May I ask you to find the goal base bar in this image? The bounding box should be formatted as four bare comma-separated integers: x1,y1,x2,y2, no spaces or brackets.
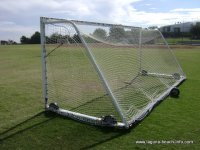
46,106,126,128
140,71,184,79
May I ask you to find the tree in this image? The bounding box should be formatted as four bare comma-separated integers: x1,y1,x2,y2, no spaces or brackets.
148,26,158,30
93,28,107,39
8,40,17,45
20,36,30,44
190,22,200,39
20,31,40,44
109,27,126,42
72,34,81,43
30,31,40,44
48,33,62,44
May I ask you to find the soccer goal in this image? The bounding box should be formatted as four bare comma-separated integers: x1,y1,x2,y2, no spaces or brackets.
40,17,186,128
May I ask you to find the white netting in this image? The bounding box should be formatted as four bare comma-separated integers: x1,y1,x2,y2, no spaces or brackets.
42,18,185,125
45,22,121,121
75,23,184,122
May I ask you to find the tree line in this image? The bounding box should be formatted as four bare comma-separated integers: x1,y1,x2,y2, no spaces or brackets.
20,31,41,44
20,22,200,44
20,27,138,44
190,22,200,39
20,31,82,44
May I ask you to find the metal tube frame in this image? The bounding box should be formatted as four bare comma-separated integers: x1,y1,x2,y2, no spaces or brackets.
40,17,128,128
40,17,48,109
40,17,186,129
138,28,142,72
48,107,125,128
40,17,140,29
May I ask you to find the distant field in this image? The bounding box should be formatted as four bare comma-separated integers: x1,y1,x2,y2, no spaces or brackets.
0,44,200,149
165,37,200,44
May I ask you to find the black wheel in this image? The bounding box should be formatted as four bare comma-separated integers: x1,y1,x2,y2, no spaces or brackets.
170,87,180,97
141,70,148,76
49,102,59,110
102,115,117,125
173,73,180,80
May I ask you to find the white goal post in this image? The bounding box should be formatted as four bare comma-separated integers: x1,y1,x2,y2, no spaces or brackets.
40,17,186,129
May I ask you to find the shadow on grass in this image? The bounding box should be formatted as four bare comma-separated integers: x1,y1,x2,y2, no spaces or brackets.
0,111,56,141
0,111,132,149
80,128,130,150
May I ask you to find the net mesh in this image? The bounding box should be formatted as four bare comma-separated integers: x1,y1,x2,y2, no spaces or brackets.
45,23,121,121
43,19,185,124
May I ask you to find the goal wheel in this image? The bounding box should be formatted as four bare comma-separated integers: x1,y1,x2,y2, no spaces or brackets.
49,102,59,110
173,73,180,80
141,70,148,76
102,115,117,125
170,87,180,97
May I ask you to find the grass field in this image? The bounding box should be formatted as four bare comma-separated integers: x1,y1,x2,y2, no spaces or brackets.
165,37,200,44
0,44,200,149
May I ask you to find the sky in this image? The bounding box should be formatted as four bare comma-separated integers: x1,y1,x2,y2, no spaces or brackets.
0,0,200,42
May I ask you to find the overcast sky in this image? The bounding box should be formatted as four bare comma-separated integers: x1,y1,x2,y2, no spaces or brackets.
0,0,200,42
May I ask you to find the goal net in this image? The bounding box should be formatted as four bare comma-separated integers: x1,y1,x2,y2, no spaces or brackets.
40,17,186,128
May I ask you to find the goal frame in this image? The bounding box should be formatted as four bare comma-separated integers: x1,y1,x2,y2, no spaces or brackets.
40,17,186,129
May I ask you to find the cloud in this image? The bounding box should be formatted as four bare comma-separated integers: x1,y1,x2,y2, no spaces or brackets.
0,0,200,42
0,22,37,33
0,21,15,26
171,8,200,12
150,8,157,10
0,21,38,41
0,0,59,13
144,4,152,6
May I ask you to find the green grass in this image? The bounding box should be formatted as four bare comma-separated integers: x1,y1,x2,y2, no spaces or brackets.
0,44,200,149
165,37,200,44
